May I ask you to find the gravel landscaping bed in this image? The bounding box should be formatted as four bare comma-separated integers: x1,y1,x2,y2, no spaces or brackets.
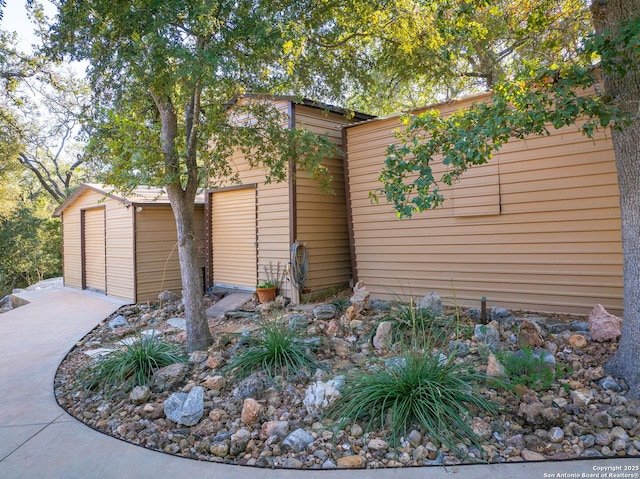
54,285,640,470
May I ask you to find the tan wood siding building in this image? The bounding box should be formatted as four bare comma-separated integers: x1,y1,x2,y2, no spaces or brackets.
344,95,623,315
54,184,205,303
206,97,373,299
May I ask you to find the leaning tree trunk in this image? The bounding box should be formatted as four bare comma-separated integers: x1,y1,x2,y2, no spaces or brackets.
167,186,213,352
592,0,640,397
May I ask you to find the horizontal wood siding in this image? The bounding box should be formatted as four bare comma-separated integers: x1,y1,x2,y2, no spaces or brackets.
213,99,291,295
294,105,353,293
135,206,206,302
346,99,623,314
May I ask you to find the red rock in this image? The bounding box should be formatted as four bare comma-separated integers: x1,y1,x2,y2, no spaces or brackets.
588,304,622,342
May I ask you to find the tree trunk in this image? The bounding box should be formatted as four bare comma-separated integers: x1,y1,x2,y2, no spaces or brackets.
167,185,213,352
152,90,212,353
592,0,640,397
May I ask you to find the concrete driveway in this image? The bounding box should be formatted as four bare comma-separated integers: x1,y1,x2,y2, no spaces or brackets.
0,287,637,479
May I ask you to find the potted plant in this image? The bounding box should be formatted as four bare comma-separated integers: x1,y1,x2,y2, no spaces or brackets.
256,280,277,303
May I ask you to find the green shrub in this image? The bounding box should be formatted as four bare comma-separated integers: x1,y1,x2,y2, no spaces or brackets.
382,299,452,346
226,316,318,380
329,296,351,312
329,347,498,455
496,348,572,391
79,332,186,393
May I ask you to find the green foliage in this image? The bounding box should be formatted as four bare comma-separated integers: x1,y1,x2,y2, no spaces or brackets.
256,280,275,289
496,348,572,392
329,347,498,455
0,198,61,296
79,333,186,393
335,0,592,115
226,316,318,381
382,299,451,346
375,12,638,217
329,296,351,312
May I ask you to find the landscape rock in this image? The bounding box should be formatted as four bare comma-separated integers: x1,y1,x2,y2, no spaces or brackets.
229,428,251,456
241,398,262,425
163,386,204,426
313,304,338,320
486,353,505,377
418,291,444,315
202,375,226,391
588,304,622,342
598,376,623,392
158,290,180,302
568,334,588,349
373,321,393,350
332,338,351,358
337,455,366,468
303,376,344,416
282,428,314,453
518,394,562,426
153,363,188,391
521,449,545,461
233,373,268,401
518,320,544,348
571,388,594,408
350,281,369,311
206,352,225,369
548,427,564,443
260,420,290,440
167,317,187,330
474,323,501,352
129,385,151,405
471,418,492,441
490,307,513,322
369,299,391,311
108,315,128,329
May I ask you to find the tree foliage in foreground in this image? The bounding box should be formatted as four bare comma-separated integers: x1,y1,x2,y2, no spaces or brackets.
50,0,350,351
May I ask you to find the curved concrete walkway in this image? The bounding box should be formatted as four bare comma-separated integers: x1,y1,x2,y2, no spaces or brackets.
0,288,637,479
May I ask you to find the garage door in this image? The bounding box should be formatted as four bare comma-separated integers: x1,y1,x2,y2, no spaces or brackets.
83,207,106,293
212,188,257,289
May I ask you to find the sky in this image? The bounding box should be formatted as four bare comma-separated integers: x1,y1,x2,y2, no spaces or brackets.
1,0,57,53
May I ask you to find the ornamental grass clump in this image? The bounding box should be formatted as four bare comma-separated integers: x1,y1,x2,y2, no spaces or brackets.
382,299,452,346
329,347,498,456
226,315,318,381
79,332,186,393
329,296,351,312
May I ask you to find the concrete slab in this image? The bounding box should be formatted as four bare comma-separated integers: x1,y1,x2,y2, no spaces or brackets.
0,424,45,461
205,292,253,318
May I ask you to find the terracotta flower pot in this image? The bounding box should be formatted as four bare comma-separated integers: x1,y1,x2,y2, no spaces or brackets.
256,286,277,303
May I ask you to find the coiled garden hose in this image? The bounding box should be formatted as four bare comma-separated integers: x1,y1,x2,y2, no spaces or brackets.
290,241,308,291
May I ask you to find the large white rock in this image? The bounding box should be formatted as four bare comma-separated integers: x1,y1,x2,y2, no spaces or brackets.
303,376,344,416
